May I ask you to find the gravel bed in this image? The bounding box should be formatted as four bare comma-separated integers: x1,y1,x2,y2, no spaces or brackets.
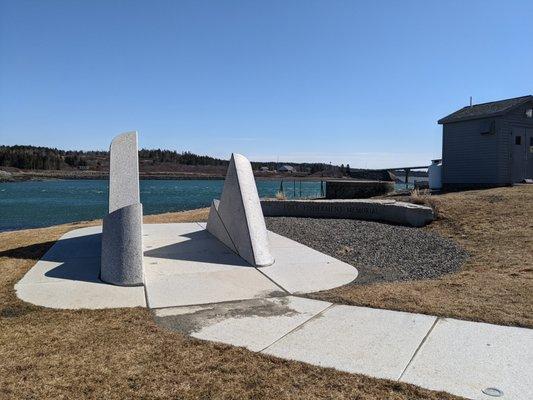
265,217,469,285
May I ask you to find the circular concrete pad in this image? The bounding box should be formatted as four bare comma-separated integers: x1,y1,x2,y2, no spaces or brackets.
15,223,357,309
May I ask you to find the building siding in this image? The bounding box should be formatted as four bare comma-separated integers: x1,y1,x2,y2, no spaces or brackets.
498,101,533,184
442,118,500,187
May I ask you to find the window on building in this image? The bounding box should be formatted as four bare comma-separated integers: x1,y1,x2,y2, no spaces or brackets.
515,136,522,145
480,120,494,134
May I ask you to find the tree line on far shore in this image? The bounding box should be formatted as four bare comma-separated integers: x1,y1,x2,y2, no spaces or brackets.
0,145,348,175
0,146,102,170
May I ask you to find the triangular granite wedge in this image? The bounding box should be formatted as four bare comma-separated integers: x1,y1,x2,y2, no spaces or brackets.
207,153,274,267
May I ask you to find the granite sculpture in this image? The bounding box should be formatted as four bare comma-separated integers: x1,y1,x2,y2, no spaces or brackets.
207,153,275,267
100,132,144,286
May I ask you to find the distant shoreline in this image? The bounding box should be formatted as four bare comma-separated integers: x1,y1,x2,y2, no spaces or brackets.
0,167,427,183
0,170,335,183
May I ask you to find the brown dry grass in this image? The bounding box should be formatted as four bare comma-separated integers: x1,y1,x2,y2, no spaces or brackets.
408,188,439,217
311,185,533,328
0,211,458,399
143,207,210,224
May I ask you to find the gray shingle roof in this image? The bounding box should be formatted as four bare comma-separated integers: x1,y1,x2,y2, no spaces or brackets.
438,95,532,124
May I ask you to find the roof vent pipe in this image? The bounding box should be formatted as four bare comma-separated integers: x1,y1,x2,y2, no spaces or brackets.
470,96,473,108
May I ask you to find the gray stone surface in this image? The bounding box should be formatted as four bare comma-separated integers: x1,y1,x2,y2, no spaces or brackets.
101,203,144,286
261,198,434,227
326,179,394,199
207,153,274,267
100,131,144,286
108,132,141,213
400,318,533,400
206,199,237,253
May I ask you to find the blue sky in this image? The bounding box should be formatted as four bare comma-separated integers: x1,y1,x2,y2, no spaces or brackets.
1,0,532,168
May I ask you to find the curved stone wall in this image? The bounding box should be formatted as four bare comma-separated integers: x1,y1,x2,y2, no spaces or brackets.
261,199,434,227
101,203,144,286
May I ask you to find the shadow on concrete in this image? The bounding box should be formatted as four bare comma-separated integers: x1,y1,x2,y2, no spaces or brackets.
144,230,251,268
44,257,102,283
0,233,104,284
0,233,101,263
0,241,57,262
40,233,102,261
41,233,103,283
7,228,253,285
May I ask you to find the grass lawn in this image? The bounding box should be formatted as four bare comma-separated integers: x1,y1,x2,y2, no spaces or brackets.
1,186,530,398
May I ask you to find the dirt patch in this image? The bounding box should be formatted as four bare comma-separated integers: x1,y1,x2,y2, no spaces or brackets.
155,297,299,335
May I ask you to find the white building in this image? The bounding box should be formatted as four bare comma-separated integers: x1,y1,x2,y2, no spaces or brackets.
278,165,295,173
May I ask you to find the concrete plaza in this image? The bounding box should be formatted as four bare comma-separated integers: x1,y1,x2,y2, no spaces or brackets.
15,222,358,309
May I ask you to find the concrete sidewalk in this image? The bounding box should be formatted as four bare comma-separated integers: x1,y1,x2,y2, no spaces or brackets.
155,296,533,400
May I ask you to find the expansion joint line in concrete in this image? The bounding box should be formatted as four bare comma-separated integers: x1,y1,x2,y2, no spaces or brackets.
141,227,151,308
397,317,440,381
253,267,291,295
141,272,151,308
257,303,335,353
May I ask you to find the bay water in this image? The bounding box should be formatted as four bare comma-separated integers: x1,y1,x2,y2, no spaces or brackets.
0,179,324,231
0,179,415,231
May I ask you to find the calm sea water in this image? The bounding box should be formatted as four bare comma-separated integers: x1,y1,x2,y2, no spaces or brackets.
0,179,325,231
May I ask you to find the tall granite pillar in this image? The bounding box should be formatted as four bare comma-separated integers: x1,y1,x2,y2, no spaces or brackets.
100,132,144,286
207,153,275,267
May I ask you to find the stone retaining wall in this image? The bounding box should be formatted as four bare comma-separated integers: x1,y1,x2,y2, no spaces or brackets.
261,199,434,227
326,180,394,199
